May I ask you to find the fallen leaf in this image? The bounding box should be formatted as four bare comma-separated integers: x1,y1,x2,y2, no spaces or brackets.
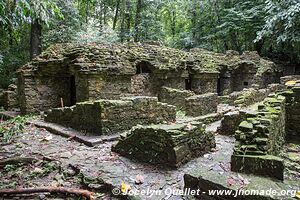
121,181,131,193
295,191,300,199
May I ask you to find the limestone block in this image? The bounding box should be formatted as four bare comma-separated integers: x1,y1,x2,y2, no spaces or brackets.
112,123,215,167
185,93,218,116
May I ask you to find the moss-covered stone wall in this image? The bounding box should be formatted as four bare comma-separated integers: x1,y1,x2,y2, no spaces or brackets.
191,73,218,94
280,86,300,140
18,73,72,114
112,122,215,167
231,93,286,180
45,96,176,135
185,93,218,116
0,84,18,110
158,87,195,110
17,43,279,114
219,84,284,107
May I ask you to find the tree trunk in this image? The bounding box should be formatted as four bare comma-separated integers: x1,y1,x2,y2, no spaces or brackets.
191,0,197,40
171,10,176,38
30,19,42,60
255,39,264,55
113,0,120,30
134,0,142,42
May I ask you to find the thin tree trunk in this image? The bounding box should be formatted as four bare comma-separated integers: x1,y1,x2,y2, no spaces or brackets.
171,10,176,38
191,0,197,40
85,0,89,23
255,39,264,55
126,0,131,41
134,0,142,42
30,19,42,60
113,0,121,30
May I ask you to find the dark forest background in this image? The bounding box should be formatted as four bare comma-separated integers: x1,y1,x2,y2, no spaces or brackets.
1,0,299,88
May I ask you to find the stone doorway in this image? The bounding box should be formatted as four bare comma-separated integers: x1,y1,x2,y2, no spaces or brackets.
185,75,192,90
131,61,153,95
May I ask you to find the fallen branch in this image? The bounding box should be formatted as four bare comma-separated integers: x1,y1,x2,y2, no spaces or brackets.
0,187,94,200
0,157,37,166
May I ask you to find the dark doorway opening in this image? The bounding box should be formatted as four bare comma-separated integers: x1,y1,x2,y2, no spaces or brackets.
185,75,192,90
136,61,151,74
70,76,76,106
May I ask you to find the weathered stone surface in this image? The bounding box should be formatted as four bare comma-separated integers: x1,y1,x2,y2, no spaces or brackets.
112,123,215,167
231,155,284,180
158,87,195,110
280,86,300,140
45,96,176,135
185,93,218,116
219,84,285,107
232,93,286,179
0,84,18,110
218,111,244,135
17,42,278,114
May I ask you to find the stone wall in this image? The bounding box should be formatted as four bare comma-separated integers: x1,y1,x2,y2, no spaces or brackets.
191,73,218,94
231,93,286,180
112,122,215,167
280,75,300,84
87,74,132,100
158,87,195,110
219,84,284,107
185,93,218,116
231,63,257,92
18,74,72,114
131,74,152,96
45,96,176,135
218,110,245,135
280,86,300,140
0,84,18,110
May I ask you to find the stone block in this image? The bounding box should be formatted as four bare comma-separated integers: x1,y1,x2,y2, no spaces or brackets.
112,123,215,167
185,93,218,117
231,155,284,180
158,87,195,110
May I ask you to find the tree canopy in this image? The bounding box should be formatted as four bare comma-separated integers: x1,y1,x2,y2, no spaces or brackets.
0,0,299,88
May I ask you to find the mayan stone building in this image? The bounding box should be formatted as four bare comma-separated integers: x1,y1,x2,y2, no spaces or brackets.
17,42,279,114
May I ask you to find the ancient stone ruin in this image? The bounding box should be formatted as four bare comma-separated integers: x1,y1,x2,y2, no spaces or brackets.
16,42,278,114
1,42,299,199
112,122,215,167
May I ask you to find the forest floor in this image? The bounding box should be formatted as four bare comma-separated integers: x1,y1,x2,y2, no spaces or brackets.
0,116,300,200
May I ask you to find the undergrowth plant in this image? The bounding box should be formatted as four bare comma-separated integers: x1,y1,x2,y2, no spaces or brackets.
0,115,32,143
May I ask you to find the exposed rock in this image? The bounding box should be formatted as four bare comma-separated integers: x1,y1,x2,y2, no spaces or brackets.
185,93,218,116
45,96,176,135
112,123,215,167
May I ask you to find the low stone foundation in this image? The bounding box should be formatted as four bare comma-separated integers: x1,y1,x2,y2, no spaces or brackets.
185,93,218,116
112,122,215,167
231,93,286,179
231,155,284,180
219,84,284,107
45,96,176,135
158,87,195,110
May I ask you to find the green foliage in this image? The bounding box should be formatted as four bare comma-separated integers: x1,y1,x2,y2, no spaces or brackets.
74,21,119,44
0,0,300,89
0,115,32,143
